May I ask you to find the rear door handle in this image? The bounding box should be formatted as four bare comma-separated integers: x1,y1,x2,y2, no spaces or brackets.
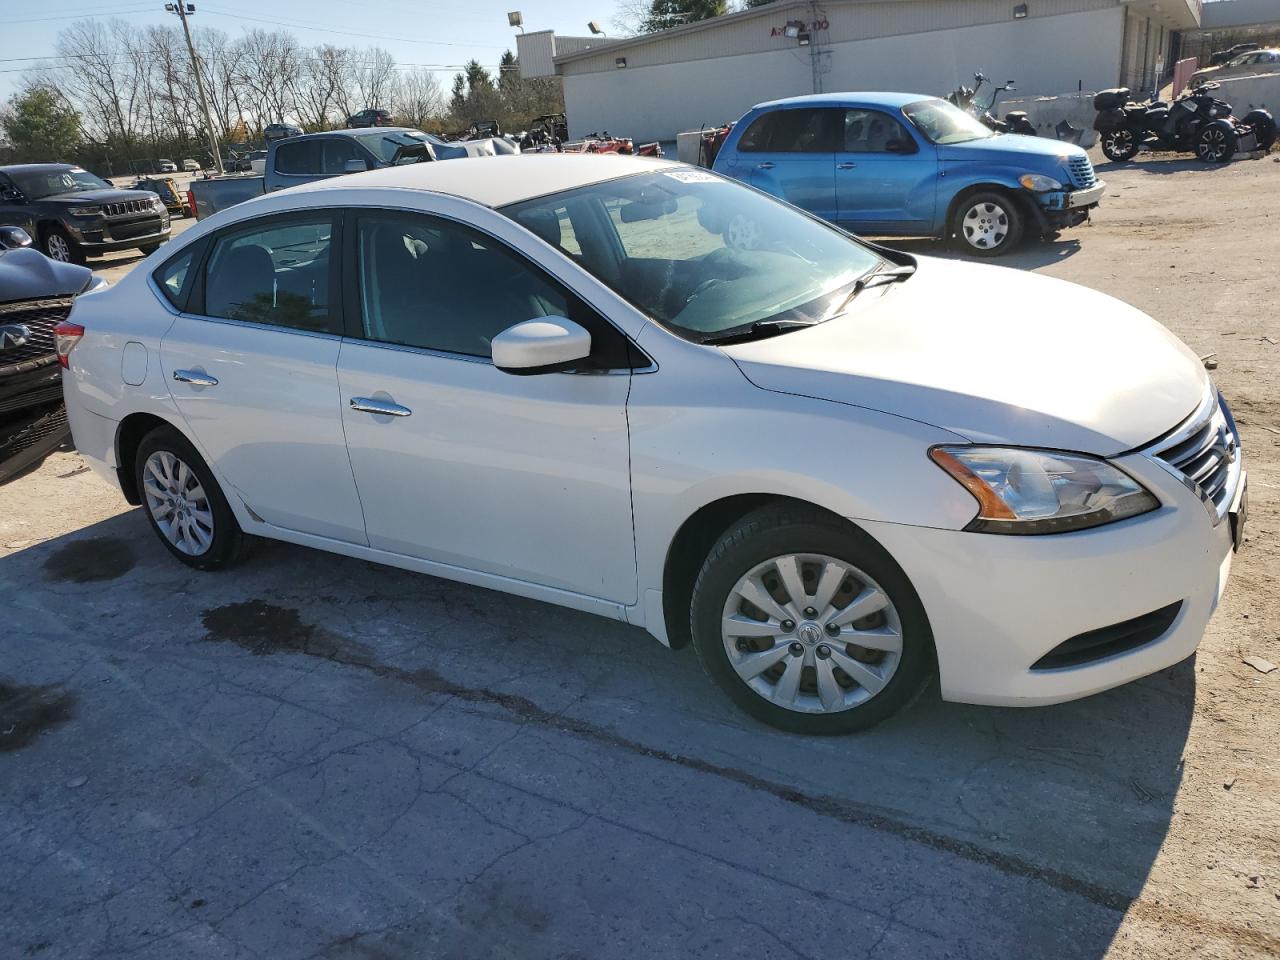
172,369,218,387
836,162,857,170
350,397,412,417
755,162,775,170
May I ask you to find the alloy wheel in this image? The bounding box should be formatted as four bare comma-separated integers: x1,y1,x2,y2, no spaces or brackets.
961,201,1009,250
1198,127,1228,162
142,450,215,556
1104,129,1136,161
720,553,903,715
45,234,71,262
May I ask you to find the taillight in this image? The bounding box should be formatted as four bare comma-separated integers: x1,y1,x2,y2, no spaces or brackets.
53,321,85,369
187,189,195,216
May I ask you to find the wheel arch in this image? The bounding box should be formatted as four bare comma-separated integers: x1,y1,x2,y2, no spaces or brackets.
662,494,876,650
943,182,1042,242
115,411,185,504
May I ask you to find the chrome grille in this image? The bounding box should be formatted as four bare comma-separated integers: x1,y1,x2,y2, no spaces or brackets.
103,198,153,218
1145,391,1241,523
0,297,72,370
1066,155,1097,189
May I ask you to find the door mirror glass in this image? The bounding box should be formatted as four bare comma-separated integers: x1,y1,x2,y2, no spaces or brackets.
344,158,369,173
492,317,591,374
0,226,33,249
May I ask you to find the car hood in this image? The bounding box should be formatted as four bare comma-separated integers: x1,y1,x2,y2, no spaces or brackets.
38,188,156,205
723,256,1207,456
0,247,90,303
939,134,1085,166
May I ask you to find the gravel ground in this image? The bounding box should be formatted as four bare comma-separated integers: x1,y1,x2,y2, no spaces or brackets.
1,150,1277,959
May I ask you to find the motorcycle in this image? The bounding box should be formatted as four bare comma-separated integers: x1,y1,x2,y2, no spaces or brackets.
947,72,1037,136
1093,82,1276,163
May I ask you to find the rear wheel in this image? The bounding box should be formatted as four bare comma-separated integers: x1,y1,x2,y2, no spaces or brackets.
1243,111,1276,152
1196,123,1236,163
689,505,933,734
952,191,1023,257
134,426,250,570
1101,128,1140,162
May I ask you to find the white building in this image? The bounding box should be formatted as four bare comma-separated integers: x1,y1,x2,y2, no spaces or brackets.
517,0,1204,144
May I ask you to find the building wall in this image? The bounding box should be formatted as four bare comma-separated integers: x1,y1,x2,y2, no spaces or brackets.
563,6,1126,143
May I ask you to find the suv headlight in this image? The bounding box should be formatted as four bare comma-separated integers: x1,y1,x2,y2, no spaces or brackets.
150,196,167,211
1018,173,1064,192
67,205,102,217
930,446,1158,534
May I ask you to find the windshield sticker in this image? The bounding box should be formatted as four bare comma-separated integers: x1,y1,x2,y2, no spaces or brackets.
663,169,719,184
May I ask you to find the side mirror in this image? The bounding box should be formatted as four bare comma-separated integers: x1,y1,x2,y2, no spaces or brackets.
492,317,592,375
344,158,369,173
0,226,33,249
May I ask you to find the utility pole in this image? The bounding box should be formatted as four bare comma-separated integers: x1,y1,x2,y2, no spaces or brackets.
165,2,224,174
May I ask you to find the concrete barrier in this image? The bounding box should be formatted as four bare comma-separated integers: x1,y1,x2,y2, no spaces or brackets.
998,92,1099,148
1211,70,1280,112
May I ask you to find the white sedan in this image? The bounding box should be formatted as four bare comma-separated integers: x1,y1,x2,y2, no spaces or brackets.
55,155,1246,733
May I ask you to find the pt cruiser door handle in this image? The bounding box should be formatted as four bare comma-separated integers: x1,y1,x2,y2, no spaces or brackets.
172,369,218,386
349,397,412,417
836,162,857,170
755,162,775,170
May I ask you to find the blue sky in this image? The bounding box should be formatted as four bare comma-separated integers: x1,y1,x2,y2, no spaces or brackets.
0,0,615,101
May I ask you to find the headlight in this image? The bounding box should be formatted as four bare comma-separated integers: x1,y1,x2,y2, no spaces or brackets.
150,196,167,211
930,446,1158,535
67,205,102,217
1018,173,1064,192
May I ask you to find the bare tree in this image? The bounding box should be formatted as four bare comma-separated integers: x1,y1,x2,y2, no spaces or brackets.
393,68,445,130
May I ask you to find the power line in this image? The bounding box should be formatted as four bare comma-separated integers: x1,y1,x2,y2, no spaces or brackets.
198,4,496,49
6,6,159,26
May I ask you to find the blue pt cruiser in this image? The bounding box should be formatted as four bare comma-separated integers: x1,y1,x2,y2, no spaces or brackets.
712,92,1105,257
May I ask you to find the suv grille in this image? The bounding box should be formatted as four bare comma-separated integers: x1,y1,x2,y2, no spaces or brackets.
1145,392,1241,522
1066,155,1097,189
103,198,153,218
0,297,72,371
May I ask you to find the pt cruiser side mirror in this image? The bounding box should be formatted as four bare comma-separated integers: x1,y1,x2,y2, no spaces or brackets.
492,317,592,375
0,226,33,249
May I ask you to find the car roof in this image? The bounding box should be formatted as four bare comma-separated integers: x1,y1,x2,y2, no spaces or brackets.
282,127,419,143
749,92,932,111
288,153,676,208
0,163,77,174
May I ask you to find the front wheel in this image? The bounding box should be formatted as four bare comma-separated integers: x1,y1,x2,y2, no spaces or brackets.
1243,110,1276,152
689,505,933,734
42,226,85,265
1101,128,1141,162
1196,123,1237,163
952,191,1024,257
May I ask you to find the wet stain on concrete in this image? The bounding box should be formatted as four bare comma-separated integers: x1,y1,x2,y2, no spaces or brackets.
201,600,376,665
0,680,75,752
42,536,136,583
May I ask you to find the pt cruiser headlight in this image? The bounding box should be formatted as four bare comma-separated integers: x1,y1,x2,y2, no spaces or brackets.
930,446,1158,534
1018,173,1063,192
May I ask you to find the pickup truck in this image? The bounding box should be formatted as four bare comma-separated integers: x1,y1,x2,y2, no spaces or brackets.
189,127,519,219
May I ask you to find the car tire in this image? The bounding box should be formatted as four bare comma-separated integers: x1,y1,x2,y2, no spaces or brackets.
1196,122,1237,163
1242,110,1276,152
1101,128,1141,162
42,226,85,265
952,191,1024,257
689,504,934,735
134,425,252,570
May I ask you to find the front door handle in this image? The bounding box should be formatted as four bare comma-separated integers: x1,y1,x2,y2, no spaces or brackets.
755,161,775,170
836,162,857,170
173,369,218,387
350,397,412,417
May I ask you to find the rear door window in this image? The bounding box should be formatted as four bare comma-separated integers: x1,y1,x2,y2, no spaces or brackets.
274,140,322,175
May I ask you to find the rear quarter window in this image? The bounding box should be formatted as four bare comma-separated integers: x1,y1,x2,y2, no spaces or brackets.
152,245,199,310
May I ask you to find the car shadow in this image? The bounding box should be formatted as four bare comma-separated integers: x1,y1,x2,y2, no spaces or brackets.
0,506,1195,957
1093,154,1256,176
881,235,1084,269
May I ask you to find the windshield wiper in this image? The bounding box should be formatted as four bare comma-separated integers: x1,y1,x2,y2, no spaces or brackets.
828,263,916,316
700,318,821,346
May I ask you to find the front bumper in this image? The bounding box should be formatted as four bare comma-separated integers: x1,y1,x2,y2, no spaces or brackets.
67,216,171,253
857,447,1239,707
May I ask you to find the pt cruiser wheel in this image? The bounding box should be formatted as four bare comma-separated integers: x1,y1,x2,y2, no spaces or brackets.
690,505,933,734
135,425,250,570
953,191,1023,257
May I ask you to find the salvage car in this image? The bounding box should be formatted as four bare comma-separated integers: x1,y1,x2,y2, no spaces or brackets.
0,163,171,264
59,156,1244,733
713,92,1104,256
0,226,103,482
1192,48,1280,88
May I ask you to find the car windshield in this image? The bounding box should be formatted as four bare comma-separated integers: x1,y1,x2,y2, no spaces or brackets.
902,98,995,144
10,167,112,199
500,170,885,341
356,130,436,163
